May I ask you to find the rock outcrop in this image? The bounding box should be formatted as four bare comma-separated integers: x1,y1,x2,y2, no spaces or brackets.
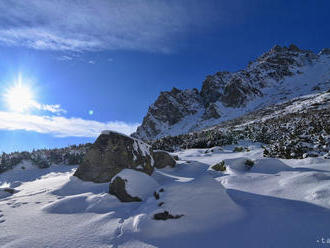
109,169,160,202
151,90,330,159
153,151,176,169
109,177,142,202
74,131,154,183
133,44,330,140
134,88,203,139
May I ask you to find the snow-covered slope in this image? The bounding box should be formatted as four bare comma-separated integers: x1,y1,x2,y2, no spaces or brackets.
1,144,330,247
133,45,330,140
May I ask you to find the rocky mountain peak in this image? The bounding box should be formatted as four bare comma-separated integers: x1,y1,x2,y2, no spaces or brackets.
133,45,330,141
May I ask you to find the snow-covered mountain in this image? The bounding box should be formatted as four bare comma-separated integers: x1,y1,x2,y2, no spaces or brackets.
151,90,330,159
133,45,330,140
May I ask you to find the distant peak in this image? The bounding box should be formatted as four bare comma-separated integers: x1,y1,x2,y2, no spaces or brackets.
320,48,330,55
288,44,300,51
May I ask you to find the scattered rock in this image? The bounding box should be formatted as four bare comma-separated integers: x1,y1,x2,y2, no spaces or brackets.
233,146,244,152
245,159,255,169
211,161,226,171
153,191,160,200
153,151,176,169
3,188,17,194
153,211,184,220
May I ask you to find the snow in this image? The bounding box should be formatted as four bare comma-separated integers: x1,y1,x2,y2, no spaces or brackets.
137,50,330,140
111,169,159,200
1,145,330,247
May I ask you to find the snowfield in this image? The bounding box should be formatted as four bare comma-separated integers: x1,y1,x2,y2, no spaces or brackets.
1,143,330,248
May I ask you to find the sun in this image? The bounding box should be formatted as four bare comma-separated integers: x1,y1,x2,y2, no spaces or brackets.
5,82,35,112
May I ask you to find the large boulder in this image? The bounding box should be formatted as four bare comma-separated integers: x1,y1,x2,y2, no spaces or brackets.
74,131,154,183
153,151,176,169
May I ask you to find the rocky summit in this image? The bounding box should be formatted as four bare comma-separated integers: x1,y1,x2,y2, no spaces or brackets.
74,131,154,183
133,45,330,140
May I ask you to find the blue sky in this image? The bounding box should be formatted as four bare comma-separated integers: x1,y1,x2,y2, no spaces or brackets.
0,0,329,152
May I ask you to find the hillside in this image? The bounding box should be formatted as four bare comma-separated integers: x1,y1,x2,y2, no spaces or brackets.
152,90,330,159
133,45,330,140
1,143,330,247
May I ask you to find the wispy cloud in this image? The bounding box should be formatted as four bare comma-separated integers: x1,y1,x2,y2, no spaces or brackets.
0,0,219,53
0,111,139,137
57,55,73,61
31,102,67,114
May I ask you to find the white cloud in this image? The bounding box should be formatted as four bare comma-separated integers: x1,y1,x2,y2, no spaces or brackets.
0,111,139,137
0,0,219,52
31,102,67,114
57,55,73,61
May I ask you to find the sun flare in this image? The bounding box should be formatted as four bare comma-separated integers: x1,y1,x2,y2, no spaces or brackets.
5,82,35,112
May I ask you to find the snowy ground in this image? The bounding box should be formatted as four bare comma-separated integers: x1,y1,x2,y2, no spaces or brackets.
1,143,330,248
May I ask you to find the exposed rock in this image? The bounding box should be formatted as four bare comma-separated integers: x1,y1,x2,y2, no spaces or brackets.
153,211,184,220
200,72,231,104
74,131,154,183
132,88,203,140
172,155,179,161
109,169,160,202
153,151,176,169
109,177,142,202
133,45,330,141
3,188,17,194
151,90,330,158
202,103,221,120
153,191,160,200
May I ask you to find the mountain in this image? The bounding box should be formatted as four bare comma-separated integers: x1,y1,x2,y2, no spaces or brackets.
151,90,330,159
132,45,330,140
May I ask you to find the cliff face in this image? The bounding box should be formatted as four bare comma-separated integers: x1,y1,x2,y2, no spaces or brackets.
133,45,330,140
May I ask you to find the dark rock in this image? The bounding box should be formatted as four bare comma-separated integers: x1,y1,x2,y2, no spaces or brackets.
3,188,16,194
153,151,176,169
153,211,184,220
200,72,231,104
109,177,142,202
74,131,154,183
172,155,179,161
159,188,164,192
158,202,164,207
202,102,221,120
132,88,203,140
153,191,160,200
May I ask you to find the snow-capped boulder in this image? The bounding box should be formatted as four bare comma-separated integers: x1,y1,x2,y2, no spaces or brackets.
109,169,159,202
74,131,154,183
153,151,176,169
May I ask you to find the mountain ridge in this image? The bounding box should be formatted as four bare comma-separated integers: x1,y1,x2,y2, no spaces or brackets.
132,45,330,140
